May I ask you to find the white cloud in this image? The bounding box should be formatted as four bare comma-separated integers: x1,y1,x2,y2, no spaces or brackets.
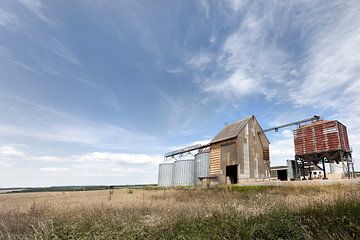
270,137,294,166
186,51,212,70
0,147,161,186
201,2,291,101
0,146,26,158
205,69,260,98
35,155,66,162
281,130,293,138
0,145,163,166
169,139,211,153
0,7,22,31
39,167,71,173
110,167,146,173
77,152,163,165
199,0,210,18
190,139,211,146
229,0,243,12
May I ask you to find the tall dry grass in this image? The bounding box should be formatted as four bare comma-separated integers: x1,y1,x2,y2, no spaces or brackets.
0,182,359,239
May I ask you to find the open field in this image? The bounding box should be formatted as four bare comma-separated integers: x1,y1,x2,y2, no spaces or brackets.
0,181,360,239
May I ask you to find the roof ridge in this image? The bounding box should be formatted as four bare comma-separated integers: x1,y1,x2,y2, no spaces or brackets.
210,116,254,144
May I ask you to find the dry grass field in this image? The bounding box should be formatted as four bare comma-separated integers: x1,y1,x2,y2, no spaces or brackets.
0,181,360,239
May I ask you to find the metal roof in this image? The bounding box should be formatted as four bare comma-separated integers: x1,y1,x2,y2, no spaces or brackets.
210,116,253,144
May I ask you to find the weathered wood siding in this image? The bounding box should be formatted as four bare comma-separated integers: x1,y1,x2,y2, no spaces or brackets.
209,144,221,176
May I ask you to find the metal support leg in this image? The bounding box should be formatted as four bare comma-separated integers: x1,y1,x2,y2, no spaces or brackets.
351,161,356,179
346,155,350,179
322,158,327,180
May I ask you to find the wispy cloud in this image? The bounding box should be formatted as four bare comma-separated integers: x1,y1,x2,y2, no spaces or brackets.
17,0,54,25
229,0,244,12
0,7,23,31
155,89,199,136
186,51,212,70
0,46,35,71
198,2,292,101
0,91,157,151
290,2,360,112
45,37,83,66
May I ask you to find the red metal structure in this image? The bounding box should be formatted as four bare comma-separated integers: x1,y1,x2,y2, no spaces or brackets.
264,116,355,179
294,120,350,156
294,120,354,179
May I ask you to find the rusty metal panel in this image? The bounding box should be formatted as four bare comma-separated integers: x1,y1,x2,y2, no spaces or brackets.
337,122,350,152
294,120,350,156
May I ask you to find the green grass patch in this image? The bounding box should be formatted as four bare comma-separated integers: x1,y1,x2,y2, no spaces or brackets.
155,199,360,240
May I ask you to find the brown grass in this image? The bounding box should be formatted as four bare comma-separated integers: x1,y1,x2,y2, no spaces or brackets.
0,181,359,239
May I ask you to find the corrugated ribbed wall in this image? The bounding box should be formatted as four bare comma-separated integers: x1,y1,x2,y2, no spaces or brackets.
158,163,174,187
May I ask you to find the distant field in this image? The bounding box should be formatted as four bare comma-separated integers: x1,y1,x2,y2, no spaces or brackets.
0,181,359,239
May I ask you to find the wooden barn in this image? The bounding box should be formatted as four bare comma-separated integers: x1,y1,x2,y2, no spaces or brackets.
209,116,270,184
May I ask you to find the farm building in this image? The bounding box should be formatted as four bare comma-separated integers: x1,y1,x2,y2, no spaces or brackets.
158,115,355,187
208,116,270,184
158,116,270,186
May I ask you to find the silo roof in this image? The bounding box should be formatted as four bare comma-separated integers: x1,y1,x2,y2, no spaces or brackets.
210,116,253,144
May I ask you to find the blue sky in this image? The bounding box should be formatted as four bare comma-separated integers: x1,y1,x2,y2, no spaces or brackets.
0,0,359,187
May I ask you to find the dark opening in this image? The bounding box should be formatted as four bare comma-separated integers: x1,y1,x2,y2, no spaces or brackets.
226,165,238,184
277,169,287,181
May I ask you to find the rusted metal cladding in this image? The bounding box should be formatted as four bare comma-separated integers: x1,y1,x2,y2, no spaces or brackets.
195,152,210,182
337,122,350,151
173,159,195,186
158,163,174,187
294,120,350,156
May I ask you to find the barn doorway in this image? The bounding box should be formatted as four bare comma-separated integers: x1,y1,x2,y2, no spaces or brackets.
226,165,238,184
277,169,288,181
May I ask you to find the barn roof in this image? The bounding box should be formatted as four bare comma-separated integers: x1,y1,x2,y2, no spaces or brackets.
210,116,253,144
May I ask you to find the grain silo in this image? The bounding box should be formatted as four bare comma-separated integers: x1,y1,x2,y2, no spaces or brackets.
158,163,174,187
195,152,210,183
173,153,195,186
209,116,270,184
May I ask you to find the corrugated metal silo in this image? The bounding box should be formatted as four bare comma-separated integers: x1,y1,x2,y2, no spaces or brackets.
173,154,195,186
287,160,298,180
158,163,174,187
195,152,210,182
